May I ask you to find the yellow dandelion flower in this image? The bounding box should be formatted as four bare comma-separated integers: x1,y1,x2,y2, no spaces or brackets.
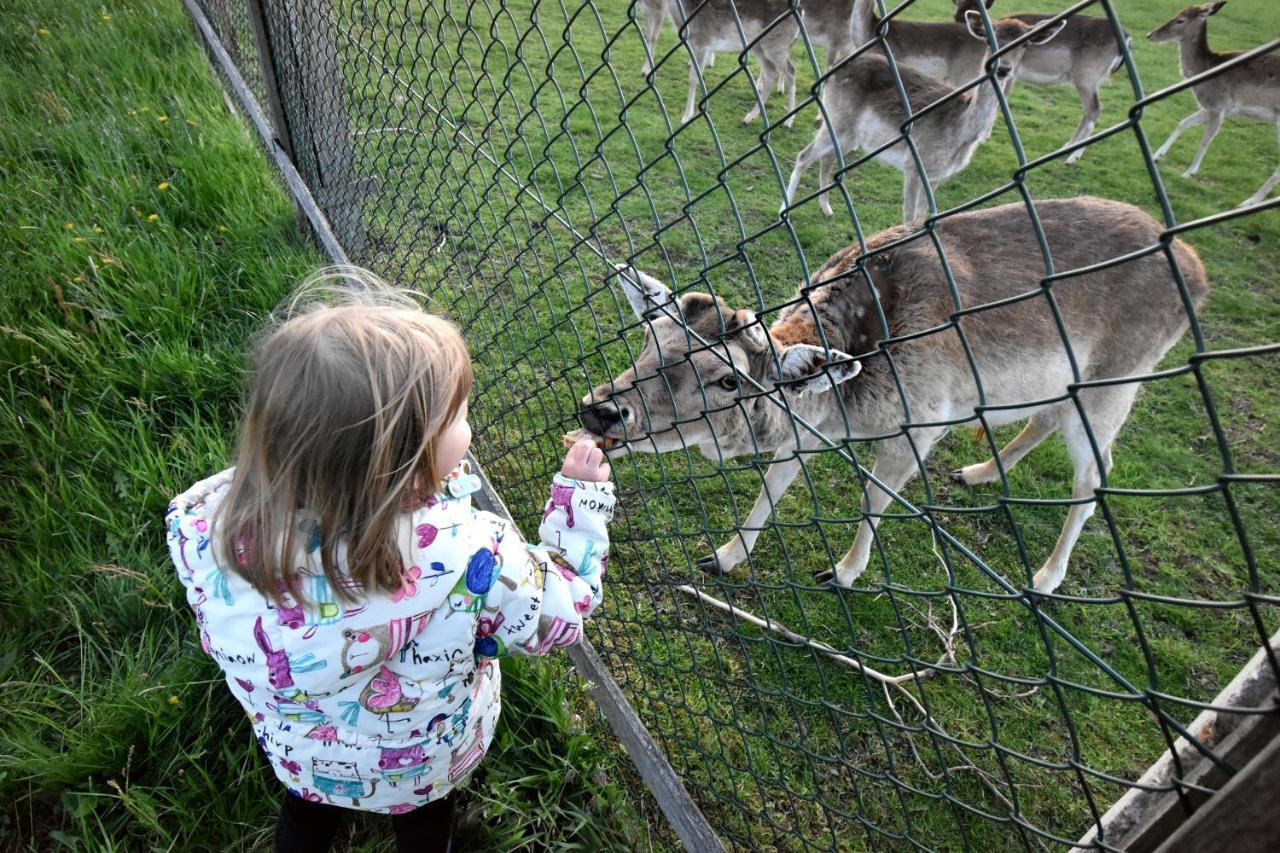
140,106,149,113
72,236,84,242
37,27,50,36
217,225,228,233
101,14,112,21
127,109,137,116
167,695,180,706
64,222,74,230
185,118,198,126
93,226,103,233
147,214,159,222
74,274,85,283
157,115,168,123
157,181,170,190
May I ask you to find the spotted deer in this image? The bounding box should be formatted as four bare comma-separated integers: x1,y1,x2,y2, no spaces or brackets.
953,0,1131,164
577,197,1209,593
783,12,1066,223
1148,1,1280,207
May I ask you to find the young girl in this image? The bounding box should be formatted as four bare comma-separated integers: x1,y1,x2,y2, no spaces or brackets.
165,269,614,851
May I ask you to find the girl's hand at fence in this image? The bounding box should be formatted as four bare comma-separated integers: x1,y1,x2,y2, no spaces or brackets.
561,438,611,482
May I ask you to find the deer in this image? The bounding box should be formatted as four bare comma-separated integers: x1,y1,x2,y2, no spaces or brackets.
674,0,802,127
782,12,1066,223
575,197,1209,594
952,0,1131,164
1148,1,1280,208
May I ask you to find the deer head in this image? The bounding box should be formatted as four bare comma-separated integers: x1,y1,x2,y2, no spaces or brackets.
1147,2,1226,43
577,265,860,462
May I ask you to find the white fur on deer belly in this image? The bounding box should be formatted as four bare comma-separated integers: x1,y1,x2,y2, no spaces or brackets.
857,114,909,171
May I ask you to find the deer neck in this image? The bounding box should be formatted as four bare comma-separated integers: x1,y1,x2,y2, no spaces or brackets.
1179,21,1217,77
852,0,876,46
964,70,1005,143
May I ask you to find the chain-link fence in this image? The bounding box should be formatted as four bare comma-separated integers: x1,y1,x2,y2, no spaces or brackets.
188,0,1280,848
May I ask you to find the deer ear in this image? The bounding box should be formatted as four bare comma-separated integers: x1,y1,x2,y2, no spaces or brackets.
612,264,673,322
776,344,861,393
727,309,769,352
1206,1,1226,15
1028,19,1067,45
964,9,988,40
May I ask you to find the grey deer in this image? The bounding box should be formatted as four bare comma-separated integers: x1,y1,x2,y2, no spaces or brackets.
952,0,1131,164
640,0,858,95
675,0,801,126
783,12,1066,223
577,197,1208,593
1148,1,1280,207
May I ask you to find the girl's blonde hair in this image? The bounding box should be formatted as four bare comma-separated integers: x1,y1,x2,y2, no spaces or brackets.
215,266,473,603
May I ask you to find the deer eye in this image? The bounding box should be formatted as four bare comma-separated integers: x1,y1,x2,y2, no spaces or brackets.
717,375,740,392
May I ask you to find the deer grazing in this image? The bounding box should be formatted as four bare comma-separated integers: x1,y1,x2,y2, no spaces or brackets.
576,197,1208,594
953,0,1130,164
782,12,1065,223
1148,1,1280,207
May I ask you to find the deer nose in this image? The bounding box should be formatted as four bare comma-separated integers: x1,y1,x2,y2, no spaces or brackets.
578,401,624,435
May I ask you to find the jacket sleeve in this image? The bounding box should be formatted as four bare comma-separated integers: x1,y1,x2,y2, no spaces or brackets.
472,474,614,658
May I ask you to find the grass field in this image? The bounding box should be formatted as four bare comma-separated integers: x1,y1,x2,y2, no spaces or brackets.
0,1,664,849
274,0,1280,849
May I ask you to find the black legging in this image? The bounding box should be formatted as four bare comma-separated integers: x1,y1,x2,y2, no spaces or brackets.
274,790,455,853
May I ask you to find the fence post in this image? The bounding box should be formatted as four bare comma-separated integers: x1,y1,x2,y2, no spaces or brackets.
245,0,371,255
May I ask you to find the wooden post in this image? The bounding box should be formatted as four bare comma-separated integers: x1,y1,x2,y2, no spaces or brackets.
245,0,371,255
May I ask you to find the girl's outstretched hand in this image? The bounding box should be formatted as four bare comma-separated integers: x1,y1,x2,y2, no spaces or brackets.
561,438,611,482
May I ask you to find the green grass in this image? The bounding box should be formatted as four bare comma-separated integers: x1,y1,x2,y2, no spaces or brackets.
273,0,1279,849
0,1,663,849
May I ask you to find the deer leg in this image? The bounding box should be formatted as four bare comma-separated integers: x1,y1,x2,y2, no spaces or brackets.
818,153,836,216
1153,109,1206,161
1183,110,1225,178
828,430,943,587
682,48,711,124
1031,386,1134,593
1064,81,1102,165
640,8,664,76
743,56,779,125
950,411,1058,486
783,57,797,128
1243,123,1280,206
782,130,835,215
903,169,927,223
697,437,818,575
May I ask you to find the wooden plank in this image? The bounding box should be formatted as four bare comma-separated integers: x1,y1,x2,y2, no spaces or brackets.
1156,730,1280,853
182,0,350,265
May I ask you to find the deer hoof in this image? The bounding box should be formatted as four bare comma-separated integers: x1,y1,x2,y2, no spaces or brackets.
1066,150,1084,165
696,553,725,575
813,568,835,585
949,469,967,484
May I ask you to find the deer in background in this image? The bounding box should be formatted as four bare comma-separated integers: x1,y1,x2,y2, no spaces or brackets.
1148,1,1280,207
783,12,1065,222
577,197,1208,594
953,0,1130,164
675,0,801,126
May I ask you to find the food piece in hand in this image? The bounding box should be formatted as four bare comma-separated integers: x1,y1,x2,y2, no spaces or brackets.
562,428,620,451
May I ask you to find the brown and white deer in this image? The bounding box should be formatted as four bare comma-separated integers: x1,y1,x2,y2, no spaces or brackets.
576,197,1209,593
953,0,1131,164
782,12,1065,223
1148,1,1280,207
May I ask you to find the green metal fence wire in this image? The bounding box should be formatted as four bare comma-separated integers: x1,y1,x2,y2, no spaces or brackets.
192,0,1280,848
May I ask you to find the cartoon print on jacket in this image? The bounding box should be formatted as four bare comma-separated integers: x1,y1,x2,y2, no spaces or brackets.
377,743,431,785
313,758,378,806
340,611,434,677
542,481,576,528
254,616,294,691
167,467,613,814
359,664,423,732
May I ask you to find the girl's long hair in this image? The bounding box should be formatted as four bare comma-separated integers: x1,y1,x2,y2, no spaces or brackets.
214,266,472,603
